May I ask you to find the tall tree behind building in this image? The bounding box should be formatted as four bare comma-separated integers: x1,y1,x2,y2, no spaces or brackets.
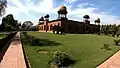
22,21,33,31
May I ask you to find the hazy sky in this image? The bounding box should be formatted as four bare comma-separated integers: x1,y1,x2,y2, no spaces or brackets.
4,0,120,25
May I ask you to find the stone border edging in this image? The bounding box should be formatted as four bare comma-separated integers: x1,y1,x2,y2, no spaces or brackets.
0,32,17,62
22,44,31,68
96,49,120,67
20,32,31,68
0,32,17,51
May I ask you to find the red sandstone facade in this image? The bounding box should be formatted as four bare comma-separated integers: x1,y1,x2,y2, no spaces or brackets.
38,5,100,34
38,19,99,34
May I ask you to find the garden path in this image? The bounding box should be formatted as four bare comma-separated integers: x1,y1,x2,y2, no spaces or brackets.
97,50,120,68
0,32,26,68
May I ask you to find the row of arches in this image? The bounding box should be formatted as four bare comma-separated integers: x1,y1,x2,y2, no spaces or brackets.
39,23,61,32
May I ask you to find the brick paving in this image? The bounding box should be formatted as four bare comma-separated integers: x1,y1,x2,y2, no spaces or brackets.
0,32,26,68
97,50,120,68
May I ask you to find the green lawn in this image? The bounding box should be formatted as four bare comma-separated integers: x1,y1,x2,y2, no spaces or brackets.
21,32,120,68
0,33,6,39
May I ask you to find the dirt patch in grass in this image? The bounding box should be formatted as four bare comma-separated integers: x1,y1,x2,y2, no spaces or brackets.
37,50,52,54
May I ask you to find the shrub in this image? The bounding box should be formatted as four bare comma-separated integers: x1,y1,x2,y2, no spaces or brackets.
114,39,120,45
101,44,111,50
98,32,100,35
49,50,76,68
116,34,120,37
22,32,27,36
116,31,120,37
22,32,27,35
0,32,17,51
112,33,115,37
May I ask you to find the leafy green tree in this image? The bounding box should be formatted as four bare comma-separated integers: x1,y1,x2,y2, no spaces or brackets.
16,22,21,29
1,14,18,31
110,24,118,37
22,21,33,31
100,24,120,37
30,25,39,31
100,25,109,35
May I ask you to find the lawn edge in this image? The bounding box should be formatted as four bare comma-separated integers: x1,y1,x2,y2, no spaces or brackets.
20,32,32,68
96,49,120,67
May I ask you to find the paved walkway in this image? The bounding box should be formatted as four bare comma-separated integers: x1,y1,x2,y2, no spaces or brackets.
97,50,120,68
0,32,26,68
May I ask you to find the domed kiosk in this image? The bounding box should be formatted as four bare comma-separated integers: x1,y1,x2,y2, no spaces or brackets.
57,5,68,19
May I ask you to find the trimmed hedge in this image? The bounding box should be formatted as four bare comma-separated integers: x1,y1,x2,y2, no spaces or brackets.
0,32,17,51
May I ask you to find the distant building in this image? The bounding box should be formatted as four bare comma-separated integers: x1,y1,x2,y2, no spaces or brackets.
38,5,100,34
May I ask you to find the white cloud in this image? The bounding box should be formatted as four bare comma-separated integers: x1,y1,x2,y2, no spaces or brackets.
77,3,94,8
26,0,54,13
66,3,120,25
4,0,55,25
3,0,120,25
65,0,77,3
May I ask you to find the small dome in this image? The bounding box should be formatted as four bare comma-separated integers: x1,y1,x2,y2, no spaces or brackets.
44,14,50,18
96,18,100,21
94,18,100,23
58,5,67,12
83,15,90,19
39,16,44,21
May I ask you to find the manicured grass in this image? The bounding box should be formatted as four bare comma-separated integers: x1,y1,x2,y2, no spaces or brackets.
0,33,6,39
21,32,120,68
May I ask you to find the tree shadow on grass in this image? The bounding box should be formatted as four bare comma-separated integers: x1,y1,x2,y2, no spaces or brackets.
22,34,62,46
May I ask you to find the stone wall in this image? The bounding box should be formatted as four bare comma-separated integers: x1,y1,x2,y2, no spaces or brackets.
38,19,99,34
62,20,85,33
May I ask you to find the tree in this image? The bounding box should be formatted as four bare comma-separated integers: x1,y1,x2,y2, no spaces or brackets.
1,17,6,30
111,24,118,37
30,25,39,31
100,24,120,37
0,0,7,17
100,25,109,35
1,14,18,31
116,25,120,37
22,21,33,31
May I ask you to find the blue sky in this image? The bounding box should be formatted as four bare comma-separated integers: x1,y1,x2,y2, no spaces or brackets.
4,0,120,25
